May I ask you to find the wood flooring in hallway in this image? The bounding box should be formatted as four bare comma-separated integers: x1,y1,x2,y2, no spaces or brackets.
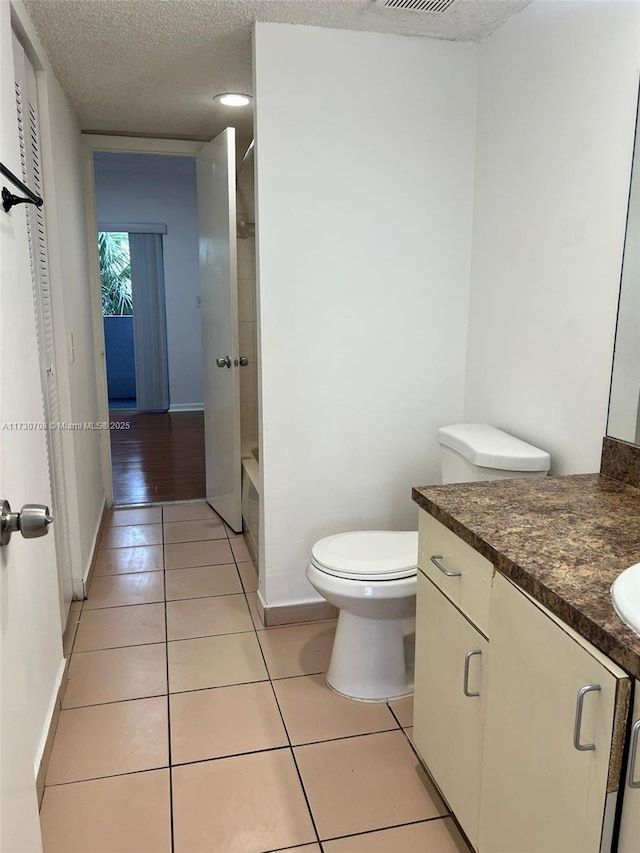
109,411,205,505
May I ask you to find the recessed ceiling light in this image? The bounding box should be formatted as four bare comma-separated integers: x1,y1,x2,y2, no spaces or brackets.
215,93,252,107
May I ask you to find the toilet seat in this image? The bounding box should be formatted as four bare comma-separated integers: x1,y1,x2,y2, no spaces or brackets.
310,531,418,581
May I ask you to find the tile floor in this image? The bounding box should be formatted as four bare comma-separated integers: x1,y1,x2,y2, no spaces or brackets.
42,501,471,853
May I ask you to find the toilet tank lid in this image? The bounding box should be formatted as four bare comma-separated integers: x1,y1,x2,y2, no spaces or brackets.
437,424,551,472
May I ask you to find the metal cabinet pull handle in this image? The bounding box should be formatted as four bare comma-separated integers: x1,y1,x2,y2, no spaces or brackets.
628,719,640,788
430,554,462,578
573,684,601,751
463,649,482,697
216,355,232,369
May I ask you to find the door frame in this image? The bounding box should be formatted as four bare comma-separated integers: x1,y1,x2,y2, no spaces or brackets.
82,136,201,505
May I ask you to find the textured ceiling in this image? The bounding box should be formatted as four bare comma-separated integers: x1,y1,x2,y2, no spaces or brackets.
24,0,531,141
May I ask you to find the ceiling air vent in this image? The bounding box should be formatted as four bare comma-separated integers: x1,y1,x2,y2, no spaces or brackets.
375,0,459,12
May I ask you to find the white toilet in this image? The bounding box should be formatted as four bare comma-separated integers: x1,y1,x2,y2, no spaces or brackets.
306,424,551,702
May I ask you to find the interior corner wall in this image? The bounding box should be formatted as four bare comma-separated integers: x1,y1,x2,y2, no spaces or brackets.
463,0,640,474
93,155,203,410
254,22,478,608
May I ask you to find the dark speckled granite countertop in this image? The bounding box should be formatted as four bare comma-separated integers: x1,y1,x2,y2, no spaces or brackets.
412,474,640,681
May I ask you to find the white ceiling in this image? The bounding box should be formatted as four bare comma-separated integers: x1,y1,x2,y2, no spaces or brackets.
23,0,531,141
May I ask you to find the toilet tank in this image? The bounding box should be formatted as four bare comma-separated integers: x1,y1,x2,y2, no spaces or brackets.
437,424,551,485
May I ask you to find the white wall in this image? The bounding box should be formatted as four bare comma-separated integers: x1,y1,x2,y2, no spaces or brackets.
93,153,203,410
464,0,640,474
254,23,478,607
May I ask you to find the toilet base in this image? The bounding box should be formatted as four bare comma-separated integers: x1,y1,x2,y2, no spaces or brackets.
326,610,415,702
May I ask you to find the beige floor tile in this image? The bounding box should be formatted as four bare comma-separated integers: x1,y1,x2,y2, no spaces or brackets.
94,545,164,576
84,572,165,609
165,564,242,600
258,622,336,679
405,726,414,741
46,697,168,785
40,769,172,853
62,644,167,708
273,674,398,745
294,730,446,839
165,538,234,569
245,591,266,630
163,517,227,543
170,682,288,764
167,594,253,641
168,632,268,692
237,560,259,592
100,524,163,550
389,695,414,728
322,818,470,853
230,535,251,563
74,603,166,651
172,750,316,853
162,501,217,523
105,507,162,527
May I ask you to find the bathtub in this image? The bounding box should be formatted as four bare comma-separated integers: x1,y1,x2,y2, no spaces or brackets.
241,444,259,563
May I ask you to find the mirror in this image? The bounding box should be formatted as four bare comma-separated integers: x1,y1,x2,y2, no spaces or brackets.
608,93,640,444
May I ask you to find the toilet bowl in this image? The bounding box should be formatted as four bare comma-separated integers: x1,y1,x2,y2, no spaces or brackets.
307,424,551,703
305,530,418,702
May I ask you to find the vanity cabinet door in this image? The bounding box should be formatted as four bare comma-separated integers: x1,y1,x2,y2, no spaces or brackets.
414,570,488,849
618,682,640,853
479,574,629,853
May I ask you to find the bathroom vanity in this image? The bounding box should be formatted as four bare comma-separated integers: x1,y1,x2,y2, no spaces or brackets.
412,467,640,853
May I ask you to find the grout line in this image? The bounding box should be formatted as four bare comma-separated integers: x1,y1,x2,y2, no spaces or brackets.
161,509,177,853
44,763,172,789
250,606,323,847
315,815,456,847
386,702,411,731
58,693,170,712
68,640,167,658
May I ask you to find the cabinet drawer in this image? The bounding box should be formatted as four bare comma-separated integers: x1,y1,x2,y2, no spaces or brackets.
418,510,492,636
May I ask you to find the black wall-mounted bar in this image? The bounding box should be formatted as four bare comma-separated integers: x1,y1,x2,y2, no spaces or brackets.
1,161,43,212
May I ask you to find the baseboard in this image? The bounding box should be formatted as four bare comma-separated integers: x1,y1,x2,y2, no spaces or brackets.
35,656,68,806
261,596,338,627
243,530,258,571
168,403,204,413
82,497,108,596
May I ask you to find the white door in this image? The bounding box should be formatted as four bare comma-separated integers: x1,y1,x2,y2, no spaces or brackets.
197,128,242,532
1,13,53,851
13,33,74,627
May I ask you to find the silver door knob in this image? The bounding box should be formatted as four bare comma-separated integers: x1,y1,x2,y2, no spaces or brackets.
238,356,249,367
216,356,232,369
0,499,54,546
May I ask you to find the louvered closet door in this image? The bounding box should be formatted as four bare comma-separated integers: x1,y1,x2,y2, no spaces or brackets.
13,35,74,624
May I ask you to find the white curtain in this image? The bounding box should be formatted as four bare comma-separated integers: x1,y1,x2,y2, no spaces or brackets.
129,232,170,412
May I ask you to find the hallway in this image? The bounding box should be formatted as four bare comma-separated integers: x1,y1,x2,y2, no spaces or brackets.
40,501,469,853
109,412,205,505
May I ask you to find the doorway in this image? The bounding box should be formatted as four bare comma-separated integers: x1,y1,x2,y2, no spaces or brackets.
86,141,258,517
93,151,204,505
